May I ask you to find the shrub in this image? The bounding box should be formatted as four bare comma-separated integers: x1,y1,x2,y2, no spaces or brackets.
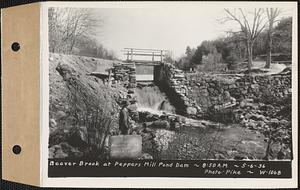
55,63,117,158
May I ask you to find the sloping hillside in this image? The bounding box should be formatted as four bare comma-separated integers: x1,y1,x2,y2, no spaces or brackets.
49,53,126,158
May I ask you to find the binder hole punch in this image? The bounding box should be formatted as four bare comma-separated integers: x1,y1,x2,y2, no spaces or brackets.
11,42,20,52
12,145,22,155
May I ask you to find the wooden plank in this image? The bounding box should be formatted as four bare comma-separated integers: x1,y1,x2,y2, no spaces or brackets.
123,53,164,57
123,48,168,52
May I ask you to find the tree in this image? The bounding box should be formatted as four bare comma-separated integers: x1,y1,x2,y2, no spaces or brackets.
265,8,281,68
226,33,247,61
185,46,196,61
223,8,267,71
272,17,292,54
75,38,116,60
185,46,193,58
49,8,101,54
213,38,233,62
163,51,174,63
200,41,213,56
191,45,203,65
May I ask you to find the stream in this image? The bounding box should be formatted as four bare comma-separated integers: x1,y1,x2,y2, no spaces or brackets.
135,84,175,114
135,84,267,160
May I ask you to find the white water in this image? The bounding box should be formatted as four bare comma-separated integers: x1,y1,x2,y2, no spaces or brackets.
135,85,175,114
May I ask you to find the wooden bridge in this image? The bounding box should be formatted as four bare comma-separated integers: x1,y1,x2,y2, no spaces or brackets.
122,48,169,82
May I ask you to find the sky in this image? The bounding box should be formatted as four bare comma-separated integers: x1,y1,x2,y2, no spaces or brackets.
84,3,294,60
92,7,227,59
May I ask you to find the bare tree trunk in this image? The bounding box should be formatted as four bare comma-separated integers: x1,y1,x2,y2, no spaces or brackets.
246,40,253,71
265,30,272,68
265,8,281,68
223,8,266,73
69,37,76,53
237,43,242,60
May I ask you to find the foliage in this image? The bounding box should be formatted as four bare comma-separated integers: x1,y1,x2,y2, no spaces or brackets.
175,16,292,72
74,37,116,60
272,17,292,54
185,46,194,58
174,56,193,70
190,45,203,65
67,80,115,157
222,8,267,70
56,63,117,158
49,8,99,53
226,54,240,70
49,7,116,60
163,51,175,63
265,8,282,68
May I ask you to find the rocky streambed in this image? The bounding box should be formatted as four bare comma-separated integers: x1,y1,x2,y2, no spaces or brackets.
130,83,287,161
133,110,268,160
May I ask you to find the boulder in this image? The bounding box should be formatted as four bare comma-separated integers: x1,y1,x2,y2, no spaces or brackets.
187,107,197,115
49,143,83,159
247,121,257,129
67,126,88,148
128,89,135,94
234,154,247,160
151,120,170,129
56,110,67,119
270,118,279,124
251,84,259,89
249,114,266,121
167,115,177,121
214,153,226,160
279,119,289,127
138,153,154,160
49,118,57,133
49,145,62,158
52,148,68,159
59,142,83,158
170,121,180,130
49,127,69,147
277,150,286,159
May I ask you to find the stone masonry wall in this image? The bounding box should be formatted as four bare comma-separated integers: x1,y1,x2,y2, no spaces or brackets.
112,62,291,120
112,63,136,89
186,72,292,113
154,63,201,116
111,63,140,120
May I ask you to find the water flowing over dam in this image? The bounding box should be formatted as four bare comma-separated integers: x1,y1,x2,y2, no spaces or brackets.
135,84,175,114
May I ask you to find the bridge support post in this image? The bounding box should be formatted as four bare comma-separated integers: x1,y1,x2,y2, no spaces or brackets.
127,51,129,61
152,52,154,61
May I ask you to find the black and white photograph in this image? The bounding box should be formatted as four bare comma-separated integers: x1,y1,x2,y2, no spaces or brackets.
45,2,297,181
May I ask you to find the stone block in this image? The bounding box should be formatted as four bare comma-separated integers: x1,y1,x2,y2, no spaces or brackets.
152,120,170,129
174,73,185,78
251,84,259,89
109,135,142,159
229,84,237,89
187,106,197,115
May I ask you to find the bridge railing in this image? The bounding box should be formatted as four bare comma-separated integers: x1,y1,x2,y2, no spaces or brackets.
122,48,169,63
